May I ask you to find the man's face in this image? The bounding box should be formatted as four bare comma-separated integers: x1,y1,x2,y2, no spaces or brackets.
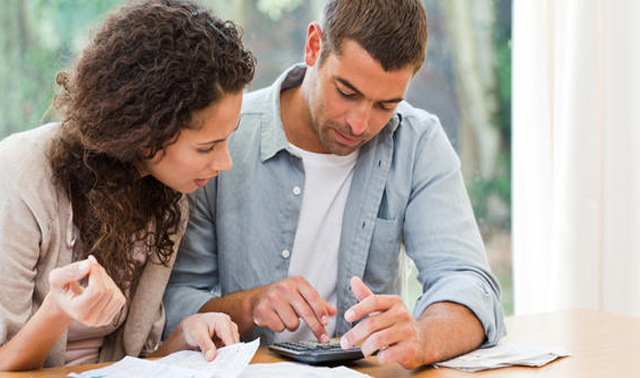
305,39,414,155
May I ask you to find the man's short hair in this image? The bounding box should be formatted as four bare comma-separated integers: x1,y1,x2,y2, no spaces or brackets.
319,0,428,73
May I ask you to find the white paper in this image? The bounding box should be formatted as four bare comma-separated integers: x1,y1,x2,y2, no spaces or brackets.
68,338,260,378
239,362,372,378
435,343,570,372
159,338,260,378
67,356,212,378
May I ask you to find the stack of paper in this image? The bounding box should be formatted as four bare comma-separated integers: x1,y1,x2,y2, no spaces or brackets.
68,338,260,378
67,339,372,378
435,343,570,372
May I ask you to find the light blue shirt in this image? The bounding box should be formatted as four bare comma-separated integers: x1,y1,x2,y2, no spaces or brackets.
163,64,506,346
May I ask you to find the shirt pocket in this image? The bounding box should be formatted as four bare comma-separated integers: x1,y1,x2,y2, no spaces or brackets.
364,217,403,294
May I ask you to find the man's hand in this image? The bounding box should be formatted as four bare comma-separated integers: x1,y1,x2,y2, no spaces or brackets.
339,276,428,368
339,277,485,369
250,276,337,343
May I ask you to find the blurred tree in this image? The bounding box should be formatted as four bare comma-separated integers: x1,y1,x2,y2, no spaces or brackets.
0,0,512,312
0,0,127,136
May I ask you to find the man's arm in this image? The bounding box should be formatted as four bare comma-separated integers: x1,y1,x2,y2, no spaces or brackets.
197,276,337,342
163,183,336,341
401,113,505,348
341,111,504,368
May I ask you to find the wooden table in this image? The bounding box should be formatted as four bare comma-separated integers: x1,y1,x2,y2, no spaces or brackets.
2,309,639,377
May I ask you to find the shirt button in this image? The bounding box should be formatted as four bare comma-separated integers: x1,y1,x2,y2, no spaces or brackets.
292,186,302,196
281,249,291,259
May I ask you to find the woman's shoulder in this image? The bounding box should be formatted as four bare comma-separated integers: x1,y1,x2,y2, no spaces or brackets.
0,123,61,174
0,123,64,206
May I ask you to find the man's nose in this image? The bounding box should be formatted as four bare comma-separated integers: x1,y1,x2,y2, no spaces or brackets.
347,103,371,136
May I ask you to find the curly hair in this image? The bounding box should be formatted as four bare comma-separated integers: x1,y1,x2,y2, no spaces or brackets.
50,0,255,295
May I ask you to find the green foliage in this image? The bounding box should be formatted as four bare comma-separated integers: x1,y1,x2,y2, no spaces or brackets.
493,0,512,146
257,0,303,21
469,0,512,230
468,155,512,229
0,0,127,138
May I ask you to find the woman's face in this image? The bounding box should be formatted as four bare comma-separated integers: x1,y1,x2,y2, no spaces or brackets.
140,91,242,193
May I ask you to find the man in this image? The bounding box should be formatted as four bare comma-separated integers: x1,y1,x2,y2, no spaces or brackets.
164,0,505,369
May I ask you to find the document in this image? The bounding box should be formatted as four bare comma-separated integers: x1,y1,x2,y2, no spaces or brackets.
435,343,570,372
67,338,260,378
68,356,212,378
159,338,260,377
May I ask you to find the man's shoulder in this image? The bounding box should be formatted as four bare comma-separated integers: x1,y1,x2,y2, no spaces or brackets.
392,102,444,145
241,86,272,115
396,102,441,131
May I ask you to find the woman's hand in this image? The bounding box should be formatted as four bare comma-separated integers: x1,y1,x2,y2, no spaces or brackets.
153,313,240,361
47,255,126,327
0,256,126,371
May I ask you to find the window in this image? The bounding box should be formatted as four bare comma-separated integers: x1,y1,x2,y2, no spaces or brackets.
0,0,512,314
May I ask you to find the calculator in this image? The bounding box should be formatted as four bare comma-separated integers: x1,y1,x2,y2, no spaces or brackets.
268,339,364,364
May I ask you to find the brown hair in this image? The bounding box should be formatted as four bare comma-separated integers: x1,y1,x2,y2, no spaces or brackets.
319,0,428,72
50,0,255,294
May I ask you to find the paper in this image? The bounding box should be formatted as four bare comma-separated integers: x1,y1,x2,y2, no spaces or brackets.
68,338,260,378
67,356,212,378
159,338,260,377
239,362,372,378
435,343,570,372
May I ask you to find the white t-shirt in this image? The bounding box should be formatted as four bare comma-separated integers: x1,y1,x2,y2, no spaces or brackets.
273,144,358,343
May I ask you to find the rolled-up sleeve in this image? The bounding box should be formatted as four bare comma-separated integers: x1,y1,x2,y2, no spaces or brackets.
403,113,505,346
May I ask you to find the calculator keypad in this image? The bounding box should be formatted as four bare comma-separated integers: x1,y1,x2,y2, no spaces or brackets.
269,339,364,363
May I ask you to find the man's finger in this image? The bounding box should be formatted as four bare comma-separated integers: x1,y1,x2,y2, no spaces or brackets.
298,282,336,325
341,309,396,350
253,305,285,332
273,295,303,332
345,294,398,323
350,276,373,302
286,290,332,342
359,325,403,357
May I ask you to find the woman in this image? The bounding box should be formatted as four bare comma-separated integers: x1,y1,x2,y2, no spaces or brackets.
0,0,255,371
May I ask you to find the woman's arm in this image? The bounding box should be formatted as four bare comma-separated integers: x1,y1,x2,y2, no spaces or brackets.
0,257,126,371
0,293,74,371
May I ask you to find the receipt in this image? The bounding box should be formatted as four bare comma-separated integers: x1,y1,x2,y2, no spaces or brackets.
435,343,570,372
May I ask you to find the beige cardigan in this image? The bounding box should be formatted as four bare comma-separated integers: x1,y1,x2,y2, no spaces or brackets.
0,123,187,367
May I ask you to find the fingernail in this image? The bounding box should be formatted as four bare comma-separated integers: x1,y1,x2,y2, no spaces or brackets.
320,333,330,344
344,309,355,321
88,255,97,264
340,337,350,349
322,315,329,325
206,349,215,360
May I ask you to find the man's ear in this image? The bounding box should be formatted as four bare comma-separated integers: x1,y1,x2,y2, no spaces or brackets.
304,22,323,66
